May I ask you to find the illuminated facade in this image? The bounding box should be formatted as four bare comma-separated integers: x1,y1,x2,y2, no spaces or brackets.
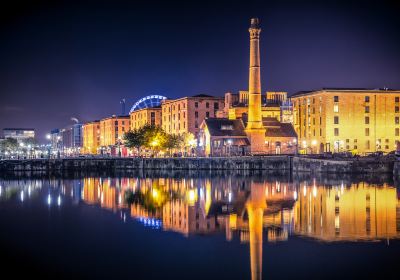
82,120,100,154
129,107,162,130
292,88,400,154
161,94,224,139
3,128,35,142
99,115,130,148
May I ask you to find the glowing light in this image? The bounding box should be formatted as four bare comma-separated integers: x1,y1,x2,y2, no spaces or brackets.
46,134,51,140
313,186,317,198
0,186,2,196
311,140,317,146
293,191,298,200
152,189,159,199
20,190,24,202
28,185,31,197
228,192,232,203
57,195,61,206
303,185,307,197
188,189,196,203
47,194,52,205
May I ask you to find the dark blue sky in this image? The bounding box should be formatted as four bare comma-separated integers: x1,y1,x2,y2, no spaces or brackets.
0,0,399,140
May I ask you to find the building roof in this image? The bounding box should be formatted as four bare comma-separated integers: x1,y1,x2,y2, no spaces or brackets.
291,88,400,98
203,118,248,137
3,128,35,131
192,94,214,98
262,117,297,138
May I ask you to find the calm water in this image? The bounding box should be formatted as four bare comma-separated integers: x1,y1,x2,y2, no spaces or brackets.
0,172,399,279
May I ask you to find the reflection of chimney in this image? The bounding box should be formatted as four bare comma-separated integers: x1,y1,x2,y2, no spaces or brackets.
246,180,267,280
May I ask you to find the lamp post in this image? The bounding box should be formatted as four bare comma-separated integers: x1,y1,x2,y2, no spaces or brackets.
227,139,232,157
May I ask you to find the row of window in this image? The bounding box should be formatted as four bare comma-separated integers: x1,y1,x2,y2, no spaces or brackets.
163,101,220,112
334,128,400,137
297,95,400,106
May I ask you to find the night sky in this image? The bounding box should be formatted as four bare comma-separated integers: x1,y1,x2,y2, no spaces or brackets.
0,0,399,141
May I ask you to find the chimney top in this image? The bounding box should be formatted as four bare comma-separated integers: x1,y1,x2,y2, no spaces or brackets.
250,18,260,28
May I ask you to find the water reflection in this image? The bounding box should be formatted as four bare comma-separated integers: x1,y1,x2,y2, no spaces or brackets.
0,174,399,280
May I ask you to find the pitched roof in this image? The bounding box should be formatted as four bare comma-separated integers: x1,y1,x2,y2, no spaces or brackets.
262,117,297,138
203,118,247,137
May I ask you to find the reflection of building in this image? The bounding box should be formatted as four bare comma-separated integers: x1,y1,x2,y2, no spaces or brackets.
162,199,217,236
161,94,224,139
3,128,35,142
293,182,399,241
291,88,400,154
82,120,100,154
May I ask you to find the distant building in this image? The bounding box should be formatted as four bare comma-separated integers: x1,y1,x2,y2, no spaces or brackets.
291,88,400,154
221,91,289,122
82,120,100,154
3,128,35,142
60,123,83,155
99,115,130,155
50,129,62,151
161,94,224,140
130,107,162,130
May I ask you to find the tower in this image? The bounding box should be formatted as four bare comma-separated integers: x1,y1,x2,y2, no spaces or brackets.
245,18,266,153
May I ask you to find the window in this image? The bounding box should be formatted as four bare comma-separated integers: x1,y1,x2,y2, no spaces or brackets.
195,102,198,108
346,139,349,143
396,117,399,124
365,106,370,113
214,102,219,110
396,106,399,113
365,128,370,136
221,125,234,130
365,116,369,124
115,121,118,125
195,121,198,128
334,116,339,124
366,140,370,149
385,145,389,150
334,96,339,102
206,112,210,118
334,128,339,136
354,145,358,149
396,128,399,136
334,104,339,113
195,111,198,118
206,102,209,108
365,96,370,102
396,97,399,103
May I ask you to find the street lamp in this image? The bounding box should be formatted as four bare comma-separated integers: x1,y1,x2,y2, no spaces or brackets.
227,139,232,157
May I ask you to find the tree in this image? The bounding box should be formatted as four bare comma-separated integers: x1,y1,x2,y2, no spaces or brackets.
163,134,183,155
141,124,167,153
0,138,18,154
123,129,145,155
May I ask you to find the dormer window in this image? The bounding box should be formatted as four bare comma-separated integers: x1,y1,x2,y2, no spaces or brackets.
221,125,234,130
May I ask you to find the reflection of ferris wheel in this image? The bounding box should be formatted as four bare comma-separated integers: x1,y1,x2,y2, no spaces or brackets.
129,95,167,114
